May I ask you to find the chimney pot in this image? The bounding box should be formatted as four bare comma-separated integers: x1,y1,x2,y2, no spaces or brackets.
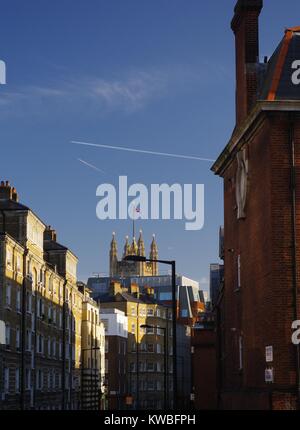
0,181,14,200
11,187,19,202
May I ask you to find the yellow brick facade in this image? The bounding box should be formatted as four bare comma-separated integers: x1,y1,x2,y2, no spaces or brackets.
100,282,173,410
0,181,104,410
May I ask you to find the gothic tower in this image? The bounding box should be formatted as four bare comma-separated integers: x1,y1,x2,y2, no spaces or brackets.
109,232,118,277
138,230,145,275
138,230,145,257
123,235,131,258
109,231,159,277
130,236,138,256
150,234,159,276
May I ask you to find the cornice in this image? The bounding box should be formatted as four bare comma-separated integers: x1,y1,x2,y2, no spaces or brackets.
211,101,300,176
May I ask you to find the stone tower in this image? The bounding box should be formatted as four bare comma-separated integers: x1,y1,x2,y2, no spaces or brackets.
109,231,159,277
109,232,118,277
149,234,158,276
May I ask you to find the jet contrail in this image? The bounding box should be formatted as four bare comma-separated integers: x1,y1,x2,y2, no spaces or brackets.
77,158,106,174
72,140,216,163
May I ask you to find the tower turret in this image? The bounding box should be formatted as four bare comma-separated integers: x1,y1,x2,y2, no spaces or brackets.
149,234,159,275
138,230,145,257
123,235,131,258
109,232,118,277
131,236,138,255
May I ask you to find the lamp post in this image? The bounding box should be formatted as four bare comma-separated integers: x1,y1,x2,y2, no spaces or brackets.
81,347,100,410
141,324,167,410
136,302,140,410
124,255,177,409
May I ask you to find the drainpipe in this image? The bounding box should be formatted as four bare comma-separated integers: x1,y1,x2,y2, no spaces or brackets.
20,247,28,410
32,270,39,409
136,302,140,410
289,114,300,409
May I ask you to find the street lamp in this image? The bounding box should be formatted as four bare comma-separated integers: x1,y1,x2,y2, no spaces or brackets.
124,255,177,409
81,347,100,410
141,324,167,410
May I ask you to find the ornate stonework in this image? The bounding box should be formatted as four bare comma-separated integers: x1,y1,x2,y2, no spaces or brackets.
235,147,249,219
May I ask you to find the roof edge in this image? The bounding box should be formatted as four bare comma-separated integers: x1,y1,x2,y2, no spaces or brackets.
211,100,300,176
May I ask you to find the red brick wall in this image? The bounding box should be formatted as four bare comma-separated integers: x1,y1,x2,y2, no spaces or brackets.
192,328,217,410
220,112,300,409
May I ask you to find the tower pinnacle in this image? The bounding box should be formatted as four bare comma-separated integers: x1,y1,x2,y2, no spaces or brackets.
138,230,145,257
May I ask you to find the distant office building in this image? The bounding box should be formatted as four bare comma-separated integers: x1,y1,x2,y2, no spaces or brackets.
209,264,224,309
100,308,128,410
131,275,205,325
202,291,209,304
89,275,205,325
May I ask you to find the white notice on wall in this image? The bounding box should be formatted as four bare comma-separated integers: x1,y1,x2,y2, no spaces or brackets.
265,346,273,363
265,368,274,383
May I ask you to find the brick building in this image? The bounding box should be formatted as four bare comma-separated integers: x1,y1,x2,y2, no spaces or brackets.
212,0,300,409
191,313,217,410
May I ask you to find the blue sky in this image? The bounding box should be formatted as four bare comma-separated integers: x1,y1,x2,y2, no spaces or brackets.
0,0,299,291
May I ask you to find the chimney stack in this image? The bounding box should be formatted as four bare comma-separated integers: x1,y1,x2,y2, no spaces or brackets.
110,281,123,297
144,287,155,298
130,283,140,299
231,0,263,125
0,181,19,202
44,226,57,242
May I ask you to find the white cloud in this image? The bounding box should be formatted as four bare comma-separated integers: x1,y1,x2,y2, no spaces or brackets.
0,62,226,119
87,71,166,112
0,70,166,117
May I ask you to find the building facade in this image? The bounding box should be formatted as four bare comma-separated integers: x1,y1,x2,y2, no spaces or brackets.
0,181,104,410
89,274,205,326
77,282,105,410
98,281,175,410
212,0,300,410
100,308,128,410
191,313,217,410
209,264,224,310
